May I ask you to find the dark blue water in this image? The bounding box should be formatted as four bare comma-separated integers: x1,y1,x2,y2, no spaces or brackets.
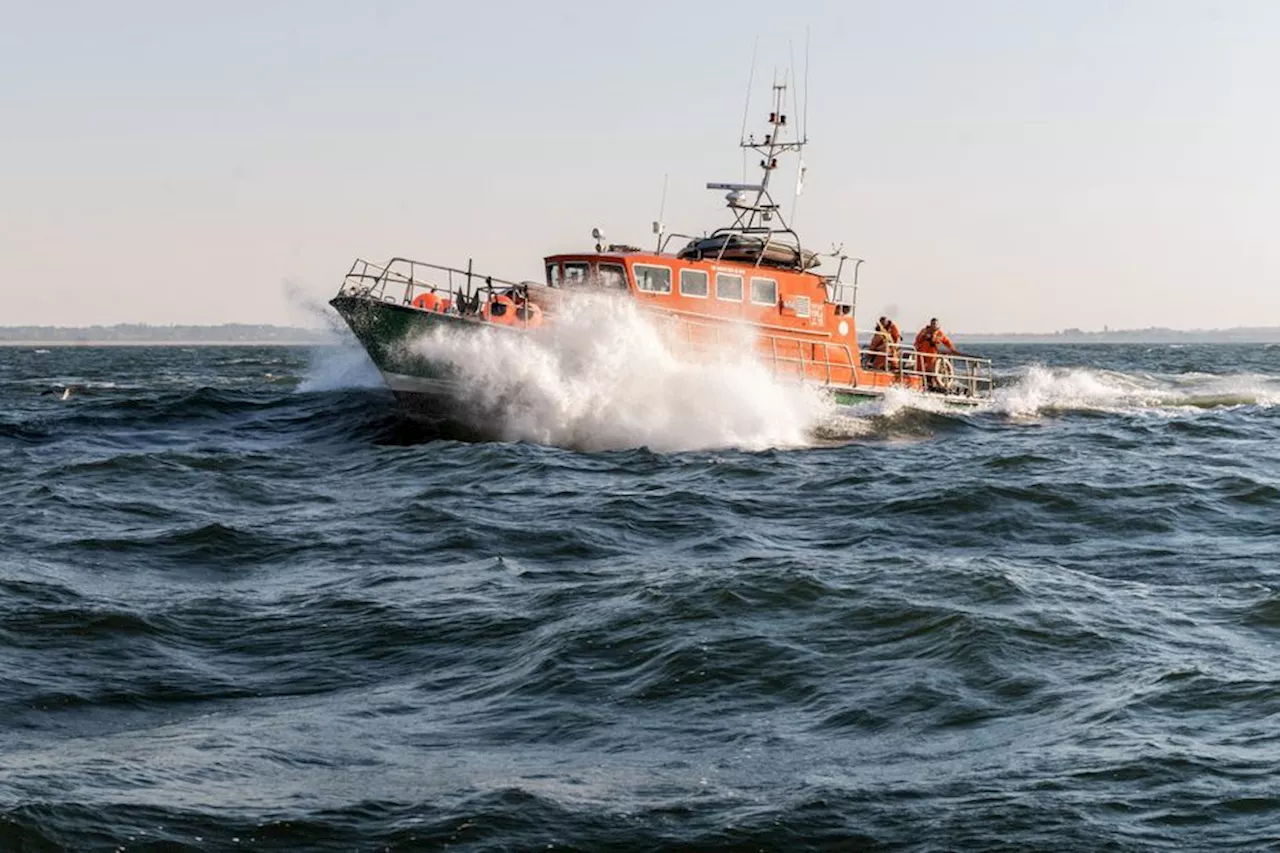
1,341,1278,851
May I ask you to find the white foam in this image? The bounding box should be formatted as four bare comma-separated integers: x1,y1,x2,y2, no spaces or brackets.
992,365,1280,418
870,385,955,417
409,294,834,452
297,338,384,392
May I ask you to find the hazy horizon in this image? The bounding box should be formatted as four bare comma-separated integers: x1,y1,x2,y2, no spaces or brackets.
3,0,1278,333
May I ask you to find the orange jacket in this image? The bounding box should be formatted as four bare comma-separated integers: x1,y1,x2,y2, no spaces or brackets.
870,320,901,353
914,326,953,354
870,321,897,348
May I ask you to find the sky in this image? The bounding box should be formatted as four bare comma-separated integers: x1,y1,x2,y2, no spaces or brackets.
1,0,1277,333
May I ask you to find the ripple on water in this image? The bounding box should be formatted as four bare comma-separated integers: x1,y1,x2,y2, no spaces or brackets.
1,344,1279,851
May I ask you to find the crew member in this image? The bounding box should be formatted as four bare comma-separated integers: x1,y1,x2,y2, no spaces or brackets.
914,317,962,392
867,316,902,370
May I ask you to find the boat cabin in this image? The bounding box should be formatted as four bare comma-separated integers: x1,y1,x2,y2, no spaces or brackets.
542,250,832,332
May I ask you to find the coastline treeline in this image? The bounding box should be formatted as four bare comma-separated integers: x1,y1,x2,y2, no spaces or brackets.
0,324,330,344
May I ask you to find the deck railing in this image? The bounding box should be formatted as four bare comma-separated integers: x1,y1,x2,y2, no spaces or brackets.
667,316,993,399
666,315,857,386
338,257,530,316
866,344,994,399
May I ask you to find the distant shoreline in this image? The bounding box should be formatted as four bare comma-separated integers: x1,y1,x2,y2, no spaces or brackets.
0,324,331,347
957,335,1280,345
0,340,328,348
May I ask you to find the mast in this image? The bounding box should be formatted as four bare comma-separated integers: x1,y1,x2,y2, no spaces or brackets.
699,76,810,263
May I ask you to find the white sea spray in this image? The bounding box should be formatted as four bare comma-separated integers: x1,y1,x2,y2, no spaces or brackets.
409,294,835,451
297,337,383,392
993,364,1280,417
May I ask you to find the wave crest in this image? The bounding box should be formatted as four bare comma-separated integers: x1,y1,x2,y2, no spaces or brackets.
994,365,1280,417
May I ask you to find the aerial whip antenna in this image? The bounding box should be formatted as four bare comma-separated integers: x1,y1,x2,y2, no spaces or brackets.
652,172,669,252
802,26,811,143
791,29,812,224
739,38,759,182
789,37,797,126
739,37,759,146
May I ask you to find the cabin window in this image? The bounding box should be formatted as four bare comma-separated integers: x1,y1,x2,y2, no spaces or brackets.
546,264,561,288
598,263,628,290
564,262,589,285
680,269,709,298
633,264,672,294
750,276,778,306
716,272,743,301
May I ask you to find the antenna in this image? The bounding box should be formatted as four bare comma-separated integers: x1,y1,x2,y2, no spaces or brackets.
802,26,811,143
739,38,759,146
652,172,669,251
787,41,799,224
700,36,818,270
789,37,797,138
790,31,813,224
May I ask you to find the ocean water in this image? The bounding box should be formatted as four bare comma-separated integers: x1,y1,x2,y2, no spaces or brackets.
1,338,1278,851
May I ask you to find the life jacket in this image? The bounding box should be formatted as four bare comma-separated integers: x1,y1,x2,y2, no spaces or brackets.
915,327,937,353
871,320,901,352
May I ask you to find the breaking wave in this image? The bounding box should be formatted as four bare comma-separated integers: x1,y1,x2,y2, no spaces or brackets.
409,295,834,452
993,365,1280,417
403,312,1279,447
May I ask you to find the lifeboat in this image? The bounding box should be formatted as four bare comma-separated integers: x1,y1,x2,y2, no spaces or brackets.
328,74,997,433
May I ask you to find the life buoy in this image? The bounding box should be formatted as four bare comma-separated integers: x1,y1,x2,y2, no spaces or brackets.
412,291,442,312
932,356,955,393
515,302,543,329
482,294,518,325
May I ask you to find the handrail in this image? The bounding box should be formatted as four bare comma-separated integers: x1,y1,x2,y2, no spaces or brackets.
665,312,859,389
656,232,705,255
867,343,994,398
337,257,542,327
340,257,526,301
652,311,996,398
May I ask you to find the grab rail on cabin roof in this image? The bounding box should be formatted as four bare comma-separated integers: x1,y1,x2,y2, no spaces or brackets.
663,224,813,272
656,232,704,254
659,225,805,251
